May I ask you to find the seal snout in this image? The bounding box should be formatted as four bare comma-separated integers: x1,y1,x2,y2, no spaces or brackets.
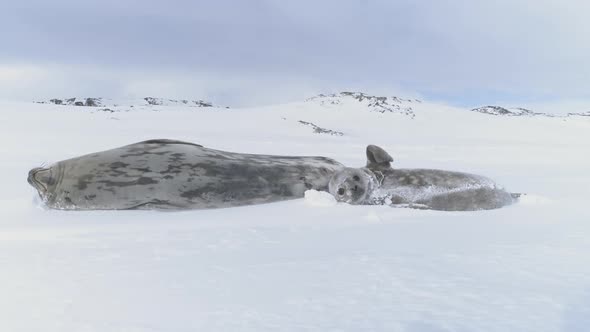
27,167,53,193
28,167,42,186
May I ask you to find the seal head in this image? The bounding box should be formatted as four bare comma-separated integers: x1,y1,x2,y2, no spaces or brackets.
329,144,392,204
328,168,379,204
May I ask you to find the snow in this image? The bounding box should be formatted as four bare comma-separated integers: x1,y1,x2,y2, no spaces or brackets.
1,95,590,331
304,189,338,207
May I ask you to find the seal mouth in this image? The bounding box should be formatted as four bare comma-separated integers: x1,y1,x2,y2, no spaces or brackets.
334,185,360,203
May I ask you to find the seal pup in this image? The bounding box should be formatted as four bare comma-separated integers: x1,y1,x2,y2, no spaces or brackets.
328,145,517,211
28,139,345,210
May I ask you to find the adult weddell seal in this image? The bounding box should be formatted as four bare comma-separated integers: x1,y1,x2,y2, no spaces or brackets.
28,139,344,210
328,145,518,211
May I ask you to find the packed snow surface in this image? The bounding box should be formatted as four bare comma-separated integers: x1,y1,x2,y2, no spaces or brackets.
1,95,590,331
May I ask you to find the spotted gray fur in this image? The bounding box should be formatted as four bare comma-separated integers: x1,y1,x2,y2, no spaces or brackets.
328,145,517,211
28,139,344,210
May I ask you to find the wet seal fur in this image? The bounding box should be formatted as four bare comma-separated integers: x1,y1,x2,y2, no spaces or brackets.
28,139,345,210
328,145,517,211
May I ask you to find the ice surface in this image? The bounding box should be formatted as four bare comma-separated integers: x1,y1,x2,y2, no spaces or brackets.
304,189,338,207
1,96,590,331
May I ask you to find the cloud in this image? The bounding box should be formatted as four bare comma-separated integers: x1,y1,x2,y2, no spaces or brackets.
0,63,417,108
1,0,589,108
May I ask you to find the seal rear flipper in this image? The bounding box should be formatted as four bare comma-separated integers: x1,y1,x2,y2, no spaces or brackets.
366,145,393,169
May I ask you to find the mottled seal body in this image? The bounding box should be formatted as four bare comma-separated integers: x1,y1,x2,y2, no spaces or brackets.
28,139,345,210
328,145,516,211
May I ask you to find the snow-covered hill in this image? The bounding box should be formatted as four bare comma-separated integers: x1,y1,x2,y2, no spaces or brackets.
2,94,590,332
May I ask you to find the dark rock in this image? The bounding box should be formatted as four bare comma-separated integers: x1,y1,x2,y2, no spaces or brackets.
471,106,549,117
144,97,217,108
144,97,161,105
85,98,101,107
298,120,344,136
193,100,213,107
567,112,590,117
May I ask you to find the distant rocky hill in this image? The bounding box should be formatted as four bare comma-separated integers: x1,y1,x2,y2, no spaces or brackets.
306,92,420,118
471,105,590,118
36,97,226,109
36,97,105,107
142,97,218,107
33,95,589,120
470,106,545,117
567,111,590,117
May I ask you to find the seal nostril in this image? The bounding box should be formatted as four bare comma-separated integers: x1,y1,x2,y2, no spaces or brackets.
28,167,42,186
337,188,345,196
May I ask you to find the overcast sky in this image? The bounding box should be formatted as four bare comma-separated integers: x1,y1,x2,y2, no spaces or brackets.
1,0,589,109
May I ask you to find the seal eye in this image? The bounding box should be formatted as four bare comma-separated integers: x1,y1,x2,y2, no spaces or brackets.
353,175,360,181
337,188,345,196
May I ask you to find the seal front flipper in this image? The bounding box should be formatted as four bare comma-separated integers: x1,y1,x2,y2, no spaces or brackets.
391,203,431,210
366,145,393,170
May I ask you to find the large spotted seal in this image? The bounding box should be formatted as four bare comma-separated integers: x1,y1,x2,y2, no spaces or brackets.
328,145,517,211
28,139,345,210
